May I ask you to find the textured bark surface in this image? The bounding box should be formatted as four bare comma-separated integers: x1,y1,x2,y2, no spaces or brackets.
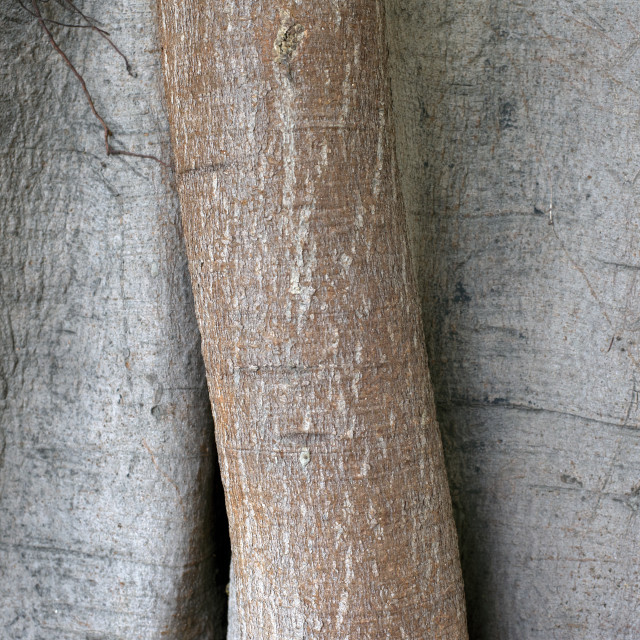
157,1,467,638
0,2,227,638
387,0,640,638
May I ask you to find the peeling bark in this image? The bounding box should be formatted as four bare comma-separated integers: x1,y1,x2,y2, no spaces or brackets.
157,1,467,638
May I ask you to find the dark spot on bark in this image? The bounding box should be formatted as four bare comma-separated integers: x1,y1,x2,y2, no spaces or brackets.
614,488,640,512
560,474,583,487
459,436,486,453
179,163,227,178
275,23,305,67
418,97,430,124
0,430,5,473
35,447,53,459
490,397,508,405
498,100,517,129
281,432,327,441
453,281,471,304
586,193,591,199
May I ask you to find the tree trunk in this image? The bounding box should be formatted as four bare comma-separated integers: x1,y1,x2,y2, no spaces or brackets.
157,1,467,638
0,2,227,637
387,0,640,638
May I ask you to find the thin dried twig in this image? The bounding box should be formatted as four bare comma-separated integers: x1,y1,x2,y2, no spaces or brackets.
56,0,136,76
19,0,134,75
26,0,170,168
54,0,100,27
18,0,107,32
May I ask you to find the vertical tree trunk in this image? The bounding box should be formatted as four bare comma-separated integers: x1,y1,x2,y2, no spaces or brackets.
0,2,227,637
387,0,640,638
157,1,467,638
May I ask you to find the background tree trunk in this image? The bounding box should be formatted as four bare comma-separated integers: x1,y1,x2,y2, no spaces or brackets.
10,1,636,638
157,0,467,638
0,2,228,637
387,0,640,638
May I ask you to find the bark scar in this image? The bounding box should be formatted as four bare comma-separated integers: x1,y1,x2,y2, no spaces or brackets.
274,22,306,69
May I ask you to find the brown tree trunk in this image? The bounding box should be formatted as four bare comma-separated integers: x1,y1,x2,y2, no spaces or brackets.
156,1,467,637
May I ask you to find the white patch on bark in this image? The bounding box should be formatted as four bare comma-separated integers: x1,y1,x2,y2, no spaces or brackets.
335,543,354,631
299,447,311,468
372,107,386,200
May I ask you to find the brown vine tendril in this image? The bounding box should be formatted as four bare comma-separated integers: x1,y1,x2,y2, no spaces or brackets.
52,0,136,76
25,0,171,168
18,0,122,64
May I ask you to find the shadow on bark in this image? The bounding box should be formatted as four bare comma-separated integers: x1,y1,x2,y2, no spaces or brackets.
168,401,231,640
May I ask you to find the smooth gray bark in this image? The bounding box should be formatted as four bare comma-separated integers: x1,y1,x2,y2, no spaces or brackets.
0,2,227,638
388,1,640,638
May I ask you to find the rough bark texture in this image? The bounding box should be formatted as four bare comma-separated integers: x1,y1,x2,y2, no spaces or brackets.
0,2,227,637
387,0,640,638
157,1,467,638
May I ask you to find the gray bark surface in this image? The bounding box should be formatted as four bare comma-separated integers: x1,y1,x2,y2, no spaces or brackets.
387,0,640,638
0,2,227,638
